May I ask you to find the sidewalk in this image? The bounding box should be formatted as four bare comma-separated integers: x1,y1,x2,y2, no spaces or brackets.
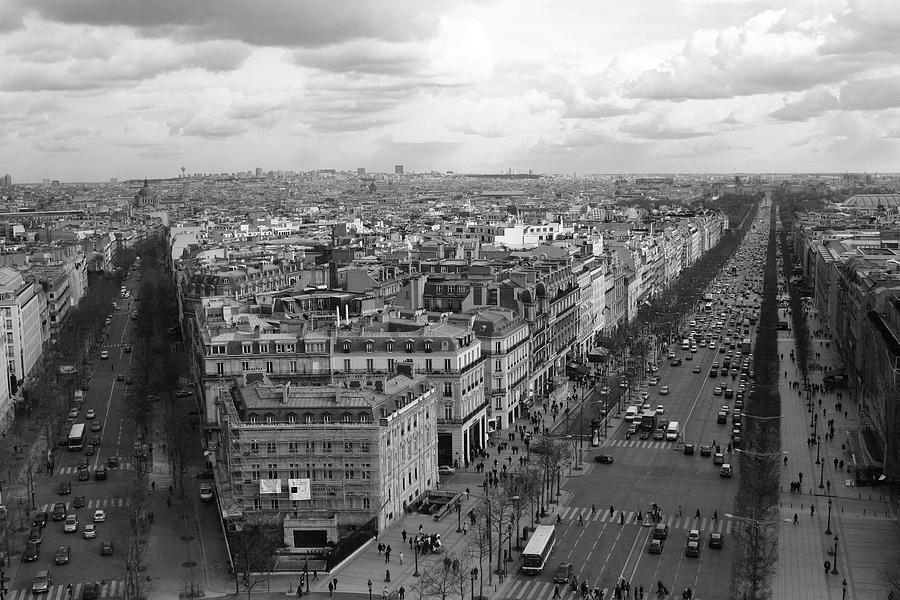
773,300,899,600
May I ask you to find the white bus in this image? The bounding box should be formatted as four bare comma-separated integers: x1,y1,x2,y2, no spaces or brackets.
521,525,556,575
665,421,680,442
624,406,639,423
68,423,86,451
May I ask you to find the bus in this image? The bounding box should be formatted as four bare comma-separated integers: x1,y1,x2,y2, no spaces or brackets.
68,423,86,451
640,409,657,431
521,525,556,575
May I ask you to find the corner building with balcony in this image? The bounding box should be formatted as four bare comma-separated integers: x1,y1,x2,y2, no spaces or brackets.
216,372,438,549
332,312,486,469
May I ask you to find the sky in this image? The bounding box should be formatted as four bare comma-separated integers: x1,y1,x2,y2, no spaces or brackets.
2,0,900,182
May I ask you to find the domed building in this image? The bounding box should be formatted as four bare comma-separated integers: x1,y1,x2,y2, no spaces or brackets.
133,179,157,208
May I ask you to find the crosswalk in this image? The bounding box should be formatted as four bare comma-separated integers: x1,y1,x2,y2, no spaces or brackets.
603,439,674,450
39,497,127,512
58,463,134,475
5,579,123,600
507,578,684,600
551,505,734,536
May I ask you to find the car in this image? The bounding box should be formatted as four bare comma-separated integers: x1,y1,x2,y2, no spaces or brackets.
95,465,108,480
58,481,71,495
64,514,79,533
652,429,665,441
116,373,125,381
93,509,106,522
626,424,639,437
28,526,43,545
692,365,701,373
659,386,669,395
55,545,71,565
176,389,193,398
685,352,693,360
83,523,97,539
688,529,701,543
107,455,120,468
667,351,676,359
553,561,574,584
594,454,614,464
713,386,723,396
78,467,90,480
100,540,114,556
670,358,682,367
100,350,109,359
199,484,214,501
24,541,41,561
717,411,728,424
86,408,96,419
437,465,456,475
690,346,698,353
91,422,102,432
639,430,651,440
599,386,610,395
699,444,712,457
52,502,66,520
124,343,132,353
653,523,670,540
656,405,665,414
709,342,717,349
73,495,86,509
32,570,52,593
90,435,101,446
125,376,133,385
648,377,659,386
683,444,695,455
713,452,725,464
81,582,101,600
720,464,733,478
649,364,659,373
685,540,701,557
648,538,664,554
68,408,79,419
709,532,724,548
33,512,48,528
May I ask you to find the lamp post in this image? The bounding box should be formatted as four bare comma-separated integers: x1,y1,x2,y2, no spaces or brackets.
819,454,826,489
831,536,839,574
825,498,833,535
413,538,420,577
470,568,478,600
725,513,784,600
456,500,463,533
367,580,372,600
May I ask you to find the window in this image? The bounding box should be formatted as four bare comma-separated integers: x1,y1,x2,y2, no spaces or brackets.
386,341,394,352
345,464,354,479
323,442,332,453
361,441,371,453
211,345,226,355
216,362,224,375
287,414,296,424
290,360,297,373
286,344,295,352
342,413,353,424
269,499,279,510
363,497,371,510
288,441,298,453
265,414,274,424
343,341,351,353
366,358,374,372
266,361,274,373
288,464,299,479
259,343,269,353
495,398,503,409
425,359,433,371
495,359,502,371
443,382,453,397
305,441,314,453
387,358,395,372
276,344,285,353
252,498,261,510
242,343,252,354
250,464,260,480
366,340,374,352
241,361,250,371
343,359,351,372
304,413,314,424
405,340,414,353
344,441,353,453
424,340,432,352
324,464,334,479
267,464,278,479
266,442,276,454
323,413,332,424
444,359,452,372
250,441,259,454
361,463,371,479
444,404,453,419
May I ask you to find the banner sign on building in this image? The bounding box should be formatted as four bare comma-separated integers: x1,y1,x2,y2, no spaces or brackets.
288,478,310,501
259,478,282,494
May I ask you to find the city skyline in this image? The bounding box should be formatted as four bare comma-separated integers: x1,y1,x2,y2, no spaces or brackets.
2,0,900,181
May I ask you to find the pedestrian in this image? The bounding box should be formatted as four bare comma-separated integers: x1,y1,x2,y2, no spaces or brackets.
826,480,832,493
378,542,383,554
383,586,389,600
466,487,470,500
385,569,391,583
401,529,407,543
333,578,338,590
784,456,788,466
399,586,405,600
399,552,403,565
313,570,318,581
810,505,815,516
579,513,584,526
328,582,334,596
824,560,831,575
799,472,803,483
793,513,798,525
553,585,561,599
713,510,718,522
695,509,701,520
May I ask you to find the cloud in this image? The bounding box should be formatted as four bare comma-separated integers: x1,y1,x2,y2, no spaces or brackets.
770,88,840,121
624,8,856,101
839,76,900,111
619,112,713,140
20,0,442,48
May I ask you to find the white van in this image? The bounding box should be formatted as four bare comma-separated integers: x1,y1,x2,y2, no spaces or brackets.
625,406,639,423
666,421,680,441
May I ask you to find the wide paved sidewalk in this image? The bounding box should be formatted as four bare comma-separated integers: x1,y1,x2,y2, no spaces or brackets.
773,303,899,600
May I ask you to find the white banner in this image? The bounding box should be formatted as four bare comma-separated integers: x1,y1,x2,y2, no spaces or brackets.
289,478,311,501
259,478,282,494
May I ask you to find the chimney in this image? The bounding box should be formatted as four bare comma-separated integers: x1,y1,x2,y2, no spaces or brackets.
345,305,350,323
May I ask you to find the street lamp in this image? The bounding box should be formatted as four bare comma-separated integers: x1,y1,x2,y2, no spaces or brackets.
831,536,840,574
413,537,420,577
470,567,478,600
825,498,832,535
367,580,372,600
456,500,463,533
819,455,826,489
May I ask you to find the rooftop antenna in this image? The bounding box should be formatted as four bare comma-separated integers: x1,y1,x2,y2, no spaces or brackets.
181,166,186,178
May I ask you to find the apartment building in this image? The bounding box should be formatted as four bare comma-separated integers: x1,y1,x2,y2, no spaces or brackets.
470,309,530,431
216,372,437,547
332,315,486,468
0,268,46,394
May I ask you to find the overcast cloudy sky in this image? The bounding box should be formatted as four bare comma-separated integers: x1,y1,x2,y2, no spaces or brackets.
2,0,899,181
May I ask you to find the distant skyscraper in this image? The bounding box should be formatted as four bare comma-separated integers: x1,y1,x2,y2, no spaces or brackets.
395,165,404,175
42,178,50,187
0,174,11,187
358,168,366,175
255,167,263,177
109,177,118,184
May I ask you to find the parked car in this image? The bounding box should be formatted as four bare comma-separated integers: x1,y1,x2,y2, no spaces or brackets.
199,484,214,502
713,453,726,465
699,444,712,457
124,343,132,353
91,422,102,432
33,512,47,528
100,350,109,359
116,373,125,381
107,456,119,468
28,527,43,545
24,541,40,561
683,444,695,456
86,409,96,419
437,465,456,475
594,454,614,464
78,467,90,481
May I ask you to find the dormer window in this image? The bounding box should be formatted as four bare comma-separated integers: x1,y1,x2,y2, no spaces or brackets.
242,343,252,354
343,341,351,353
405,340,414,353
365,340,374,353
386,340,395,352
424,340,433,353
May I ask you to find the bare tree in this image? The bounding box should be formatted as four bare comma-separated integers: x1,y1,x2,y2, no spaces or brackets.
124,469,149,600
418,550,470,600
230,522,279,600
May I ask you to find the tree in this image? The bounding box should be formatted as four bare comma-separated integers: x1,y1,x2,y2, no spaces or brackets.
124,468,149,600
418,550,472,600
231,523,279,600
